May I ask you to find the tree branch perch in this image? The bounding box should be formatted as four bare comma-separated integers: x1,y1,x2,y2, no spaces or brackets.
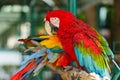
47,64,103,80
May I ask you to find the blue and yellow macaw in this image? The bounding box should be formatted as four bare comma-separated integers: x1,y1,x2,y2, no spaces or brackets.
10,34,73,80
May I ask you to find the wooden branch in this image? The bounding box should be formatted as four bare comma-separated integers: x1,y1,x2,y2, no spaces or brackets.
47,64,102,80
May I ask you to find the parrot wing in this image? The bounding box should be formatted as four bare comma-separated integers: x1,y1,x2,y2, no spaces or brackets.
38,34,63,52
29,34,72,66
73,31,112,78
19,34,64,53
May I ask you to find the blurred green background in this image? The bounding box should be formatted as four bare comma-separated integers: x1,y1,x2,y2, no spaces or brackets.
0,0,120,80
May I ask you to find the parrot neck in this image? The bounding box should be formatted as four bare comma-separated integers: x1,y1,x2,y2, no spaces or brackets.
57,25,79,66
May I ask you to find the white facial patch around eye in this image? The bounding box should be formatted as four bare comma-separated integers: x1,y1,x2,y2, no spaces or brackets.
50,17,60,28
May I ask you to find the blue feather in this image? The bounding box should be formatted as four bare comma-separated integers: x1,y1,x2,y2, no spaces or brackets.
49,48,64,53
74,47,111,78
21,48,46,65
33,63,45,74
17,48,45,73
74,47,84,66
20,68,34,80
36,57,44,64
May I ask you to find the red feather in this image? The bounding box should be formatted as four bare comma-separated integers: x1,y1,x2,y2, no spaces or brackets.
10,61,35,80
56,53,72,66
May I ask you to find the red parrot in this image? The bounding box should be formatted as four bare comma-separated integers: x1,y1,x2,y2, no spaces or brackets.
44,10,118,80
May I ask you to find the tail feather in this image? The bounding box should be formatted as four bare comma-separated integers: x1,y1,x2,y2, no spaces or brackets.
20,68,34,80
10,61,35,80
10,48,62,79
33,63,46,76
21,49,45,65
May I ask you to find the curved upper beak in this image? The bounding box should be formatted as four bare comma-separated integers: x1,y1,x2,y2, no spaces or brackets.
44,18,58,36
44,21,53,36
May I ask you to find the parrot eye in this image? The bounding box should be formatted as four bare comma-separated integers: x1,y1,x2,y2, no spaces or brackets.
50,17,60,28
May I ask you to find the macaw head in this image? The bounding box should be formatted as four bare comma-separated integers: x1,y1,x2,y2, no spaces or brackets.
44,10,75,35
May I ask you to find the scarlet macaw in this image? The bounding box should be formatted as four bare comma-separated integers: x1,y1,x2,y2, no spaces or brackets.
44,10,118,80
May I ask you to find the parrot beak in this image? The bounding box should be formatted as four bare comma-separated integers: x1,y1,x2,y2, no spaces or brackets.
45,21,53,36
44,18,58,36
49,22,58,32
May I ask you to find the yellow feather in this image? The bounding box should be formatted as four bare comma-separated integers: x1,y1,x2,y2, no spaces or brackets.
39,35,63,49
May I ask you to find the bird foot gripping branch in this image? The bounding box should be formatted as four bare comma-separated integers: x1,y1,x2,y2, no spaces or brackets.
58,66,106,80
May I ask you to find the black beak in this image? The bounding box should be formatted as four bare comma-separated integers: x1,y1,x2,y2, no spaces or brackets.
49,23,58,32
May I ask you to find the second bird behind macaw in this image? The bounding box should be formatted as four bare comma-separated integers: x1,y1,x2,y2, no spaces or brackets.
10,34,73,80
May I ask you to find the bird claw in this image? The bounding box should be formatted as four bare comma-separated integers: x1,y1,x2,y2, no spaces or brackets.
75,71,89,80
64,66,73,71
70,70,74,80
75,71,83,80
89,72,102,80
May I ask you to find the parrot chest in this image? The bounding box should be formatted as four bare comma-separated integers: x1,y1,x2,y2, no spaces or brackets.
57,31,78,62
